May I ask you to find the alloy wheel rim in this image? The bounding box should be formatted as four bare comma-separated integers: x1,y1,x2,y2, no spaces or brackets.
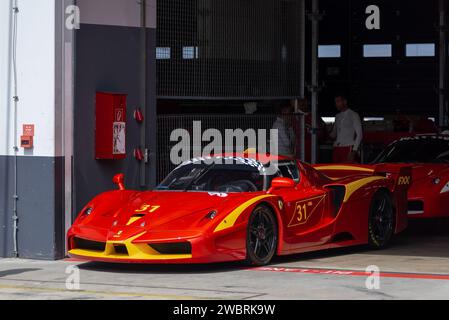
249,209,276,261
371,196,393,243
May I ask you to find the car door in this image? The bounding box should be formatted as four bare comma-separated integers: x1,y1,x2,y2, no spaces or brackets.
274,161,332,250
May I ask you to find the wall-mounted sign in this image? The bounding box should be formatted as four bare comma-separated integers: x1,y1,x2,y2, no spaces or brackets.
113,122,126,155
23,124,35,137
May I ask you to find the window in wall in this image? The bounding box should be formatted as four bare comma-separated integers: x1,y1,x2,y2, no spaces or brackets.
318,45,341,58
156,47,171,60
282,45,288,61
363,44,392,57
182,46,199,59
406,43,435,57
364,117,385,122
322,117,335,124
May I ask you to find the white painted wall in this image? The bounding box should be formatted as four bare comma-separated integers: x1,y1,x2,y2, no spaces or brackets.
0,1,11,156
0,0,56,157
78,0,157,28
0,0,157,157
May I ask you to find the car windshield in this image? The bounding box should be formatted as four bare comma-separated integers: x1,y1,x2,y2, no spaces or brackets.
373,137,449,164
156,158,266,192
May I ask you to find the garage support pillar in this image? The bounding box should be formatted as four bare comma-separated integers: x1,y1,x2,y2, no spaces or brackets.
298,0,306,162
308,0,322,164
438,0,448,129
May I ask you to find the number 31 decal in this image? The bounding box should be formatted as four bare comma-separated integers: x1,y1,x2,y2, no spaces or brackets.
288,195,326,227
135,204,160,213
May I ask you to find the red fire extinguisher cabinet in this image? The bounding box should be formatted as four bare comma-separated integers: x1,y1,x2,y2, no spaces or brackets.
95,92,127,160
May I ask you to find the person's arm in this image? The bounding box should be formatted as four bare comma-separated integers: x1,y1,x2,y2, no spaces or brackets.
352,112,363,152
318,117,328,141
289,126,296,149
329,119,337,140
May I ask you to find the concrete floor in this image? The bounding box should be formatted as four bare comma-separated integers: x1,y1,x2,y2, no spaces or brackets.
1,220,449,300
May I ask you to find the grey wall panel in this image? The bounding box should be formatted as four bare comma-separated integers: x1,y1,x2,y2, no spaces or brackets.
0,156,64,259
0,156,14,258
74,24,157,217
146,28,158,188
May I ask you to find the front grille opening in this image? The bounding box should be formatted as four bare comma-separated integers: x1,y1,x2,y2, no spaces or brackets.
408,200,424,212
149,242,192,255
73,237,106,252
113,244,129,255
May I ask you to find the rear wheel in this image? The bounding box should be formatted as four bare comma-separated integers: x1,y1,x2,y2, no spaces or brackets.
246,205,278,266
368,190,395,249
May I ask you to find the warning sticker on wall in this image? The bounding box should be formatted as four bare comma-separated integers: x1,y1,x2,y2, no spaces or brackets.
115,109,124,122
113,122,126,155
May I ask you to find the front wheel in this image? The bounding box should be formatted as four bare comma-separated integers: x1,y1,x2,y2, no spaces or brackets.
246,205,278,266
368,190,395,249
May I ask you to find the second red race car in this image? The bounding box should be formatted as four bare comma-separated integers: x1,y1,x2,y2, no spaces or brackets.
68,154,411,265
315,134,449,219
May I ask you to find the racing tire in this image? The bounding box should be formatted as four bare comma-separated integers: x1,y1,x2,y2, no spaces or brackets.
246,205,278,266
368,190,395,249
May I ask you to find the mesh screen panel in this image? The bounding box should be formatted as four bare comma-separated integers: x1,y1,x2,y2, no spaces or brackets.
157,0,303,99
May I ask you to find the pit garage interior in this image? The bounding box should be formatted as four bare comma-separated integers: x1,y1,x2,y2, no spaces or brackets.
0,0,449,300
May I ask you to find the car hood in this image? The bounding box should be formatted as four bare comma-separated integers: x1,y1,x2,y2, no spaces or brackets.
73,190,264,238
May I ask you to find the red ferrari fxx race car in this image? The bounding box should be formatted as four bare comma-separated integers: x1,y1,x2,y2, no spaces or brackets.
68,154,411,265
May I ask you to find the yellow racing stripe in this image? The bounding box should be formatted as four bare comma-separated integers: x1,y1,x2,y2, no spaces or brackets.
214,195,276,232
315,165,374,173
343,176,386,202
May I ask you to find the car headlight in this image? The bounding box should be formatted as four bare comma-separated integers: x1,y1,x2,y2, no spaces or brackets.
207,210,218,220
433,177,441,185
441,182,449,194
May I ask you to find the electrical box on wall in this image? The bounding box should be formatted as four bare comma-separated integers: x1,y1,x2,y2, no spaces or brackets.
95,92,127,160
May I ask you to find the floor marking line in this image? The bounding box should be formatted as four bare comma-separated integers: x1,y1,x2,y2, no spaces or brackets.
0,277,260,296
248,266,449,281
0,284,219,300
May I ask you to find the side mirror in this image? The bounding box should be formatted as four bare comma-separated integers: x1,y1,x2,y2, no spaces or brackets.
267,177,295,194
113,173,125,190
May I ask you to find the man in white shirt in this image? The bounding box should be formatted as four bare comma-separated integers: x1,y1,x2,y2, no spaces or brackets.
330,94,363,163
272,104,295,157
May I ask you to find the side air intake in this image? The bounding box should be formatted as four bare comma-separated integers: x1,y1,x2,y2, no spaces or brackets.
325,185,346,217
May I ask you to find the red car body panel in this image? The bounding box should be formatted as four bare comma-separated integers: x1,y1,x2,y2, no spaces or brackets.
68,155,411,264
399,164,449,218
